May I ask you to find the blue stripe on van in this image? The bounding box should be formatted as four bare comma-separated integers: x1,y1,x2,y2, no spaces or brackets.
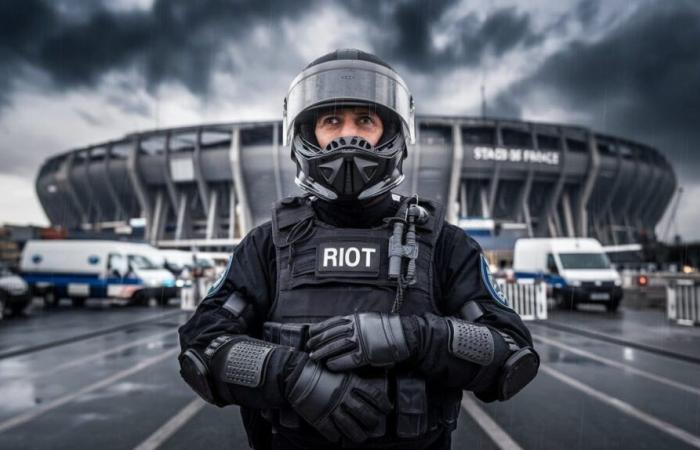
22,273,143,286
22,273,146,299
514,271,567,287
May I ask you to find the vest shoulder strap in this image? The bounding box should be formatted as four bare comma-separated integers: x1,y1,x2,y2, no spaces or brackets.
271,196,315,247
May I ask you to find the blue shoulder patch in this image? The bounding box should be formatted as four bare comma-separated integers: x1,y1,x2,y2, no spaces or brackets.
479,254,510,308
207,255,233,297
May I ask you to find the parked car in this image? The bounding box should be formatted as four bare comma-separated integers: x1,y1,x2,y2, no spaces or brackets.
0,265,31,318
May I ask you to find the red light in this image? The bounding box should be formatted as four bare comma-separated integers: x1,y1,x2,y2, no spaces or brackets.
638,275,649,287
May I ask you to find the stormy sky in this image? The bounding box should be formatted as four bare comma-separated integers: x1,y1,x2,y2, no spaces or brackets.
0,0,698,241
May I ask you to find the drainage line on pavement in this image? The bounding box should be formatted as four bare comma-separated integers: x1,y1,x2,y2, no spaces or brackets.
535,320,700,366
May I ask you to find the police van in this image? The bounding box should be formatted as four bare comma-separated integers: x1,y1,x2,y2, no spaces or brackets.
513,238,623,312
20,240,177,307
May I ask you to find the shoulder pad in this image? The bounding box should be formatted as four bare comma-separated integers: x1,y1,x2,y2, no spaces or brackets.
206,254,233,298
479,254,511,308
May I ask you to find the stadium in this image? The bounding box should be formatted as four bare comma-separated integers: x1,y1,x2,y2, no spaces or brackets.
35,116,677,251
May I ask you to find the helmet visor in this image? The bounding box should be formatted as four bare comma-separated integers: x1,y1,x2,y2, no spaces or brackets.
283,60,415,145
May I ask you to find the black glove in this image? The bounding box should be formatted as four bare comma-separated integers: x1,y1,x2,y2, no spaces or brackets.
307,312,412,371
284,359,393,443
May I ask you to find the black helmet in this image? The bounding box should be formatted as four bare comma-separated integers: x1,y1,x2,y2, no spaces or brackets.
283,49,415,202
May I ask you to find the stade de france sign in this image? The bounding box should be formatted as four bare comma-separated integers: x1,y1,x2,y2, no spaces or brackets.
472,146,560,166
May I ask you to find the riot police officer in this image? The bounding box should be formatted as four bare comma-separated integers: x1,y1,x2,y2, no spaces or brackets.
178,49,539,450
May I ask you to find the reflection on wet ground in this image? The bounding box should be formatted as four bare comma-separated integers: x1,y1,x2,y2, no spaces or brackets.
0,301,698,450
544,347,607,366
0,380,36,412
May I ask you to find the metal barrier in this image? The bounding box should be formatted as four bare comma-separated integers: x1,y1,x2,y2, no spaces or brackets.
180,286,196,311
496,279,548,321
667,279,700,326
180,278,214,311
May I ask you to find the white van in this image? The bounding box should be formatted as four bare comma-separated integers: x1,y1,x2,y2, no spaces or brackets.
513,238,623,311
20,240,177,307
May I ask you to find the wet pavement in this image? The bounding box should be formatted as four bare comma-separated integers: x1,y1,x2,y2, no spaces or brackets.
0,298,699,449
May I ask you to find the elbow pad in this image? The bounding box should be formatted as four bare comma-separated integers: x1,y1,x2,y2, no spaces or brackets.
179,335,236,406
179,348,221,406
179,335,278,406
497,342,539,401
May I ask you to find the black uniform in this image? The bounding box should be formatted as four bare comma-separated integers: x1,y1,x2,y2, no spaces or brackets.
178,192,535,450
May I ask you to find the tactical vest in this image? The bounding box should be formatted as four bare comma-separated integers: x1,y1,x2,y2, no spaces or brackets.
269,195,443,321
261,195,463,447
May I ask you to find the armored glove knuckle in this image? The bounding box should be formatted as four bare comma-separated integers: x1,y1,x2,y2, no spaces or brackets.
361,313,411,366
286,361,346,442
288,361,342,414
286,360,391,444
221,340,277,388
446,318,494,365
308,312,411,371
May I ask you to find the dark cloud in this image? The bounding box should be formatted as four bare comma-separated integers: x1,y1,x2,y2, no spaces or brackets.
491,0,700,179
74,108,104,127
104,90,151,117
7,0,698,181
575,0,600,27
0,0,315,106
342,1,542,72
0,0,549,110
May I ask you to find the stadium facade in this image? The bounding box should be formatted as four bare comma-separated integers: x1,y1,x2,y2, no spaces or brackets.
35,116,677,250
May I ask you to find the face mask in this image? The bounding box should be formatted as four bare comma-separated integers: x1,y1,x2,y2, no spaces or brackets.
292,134,406,202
